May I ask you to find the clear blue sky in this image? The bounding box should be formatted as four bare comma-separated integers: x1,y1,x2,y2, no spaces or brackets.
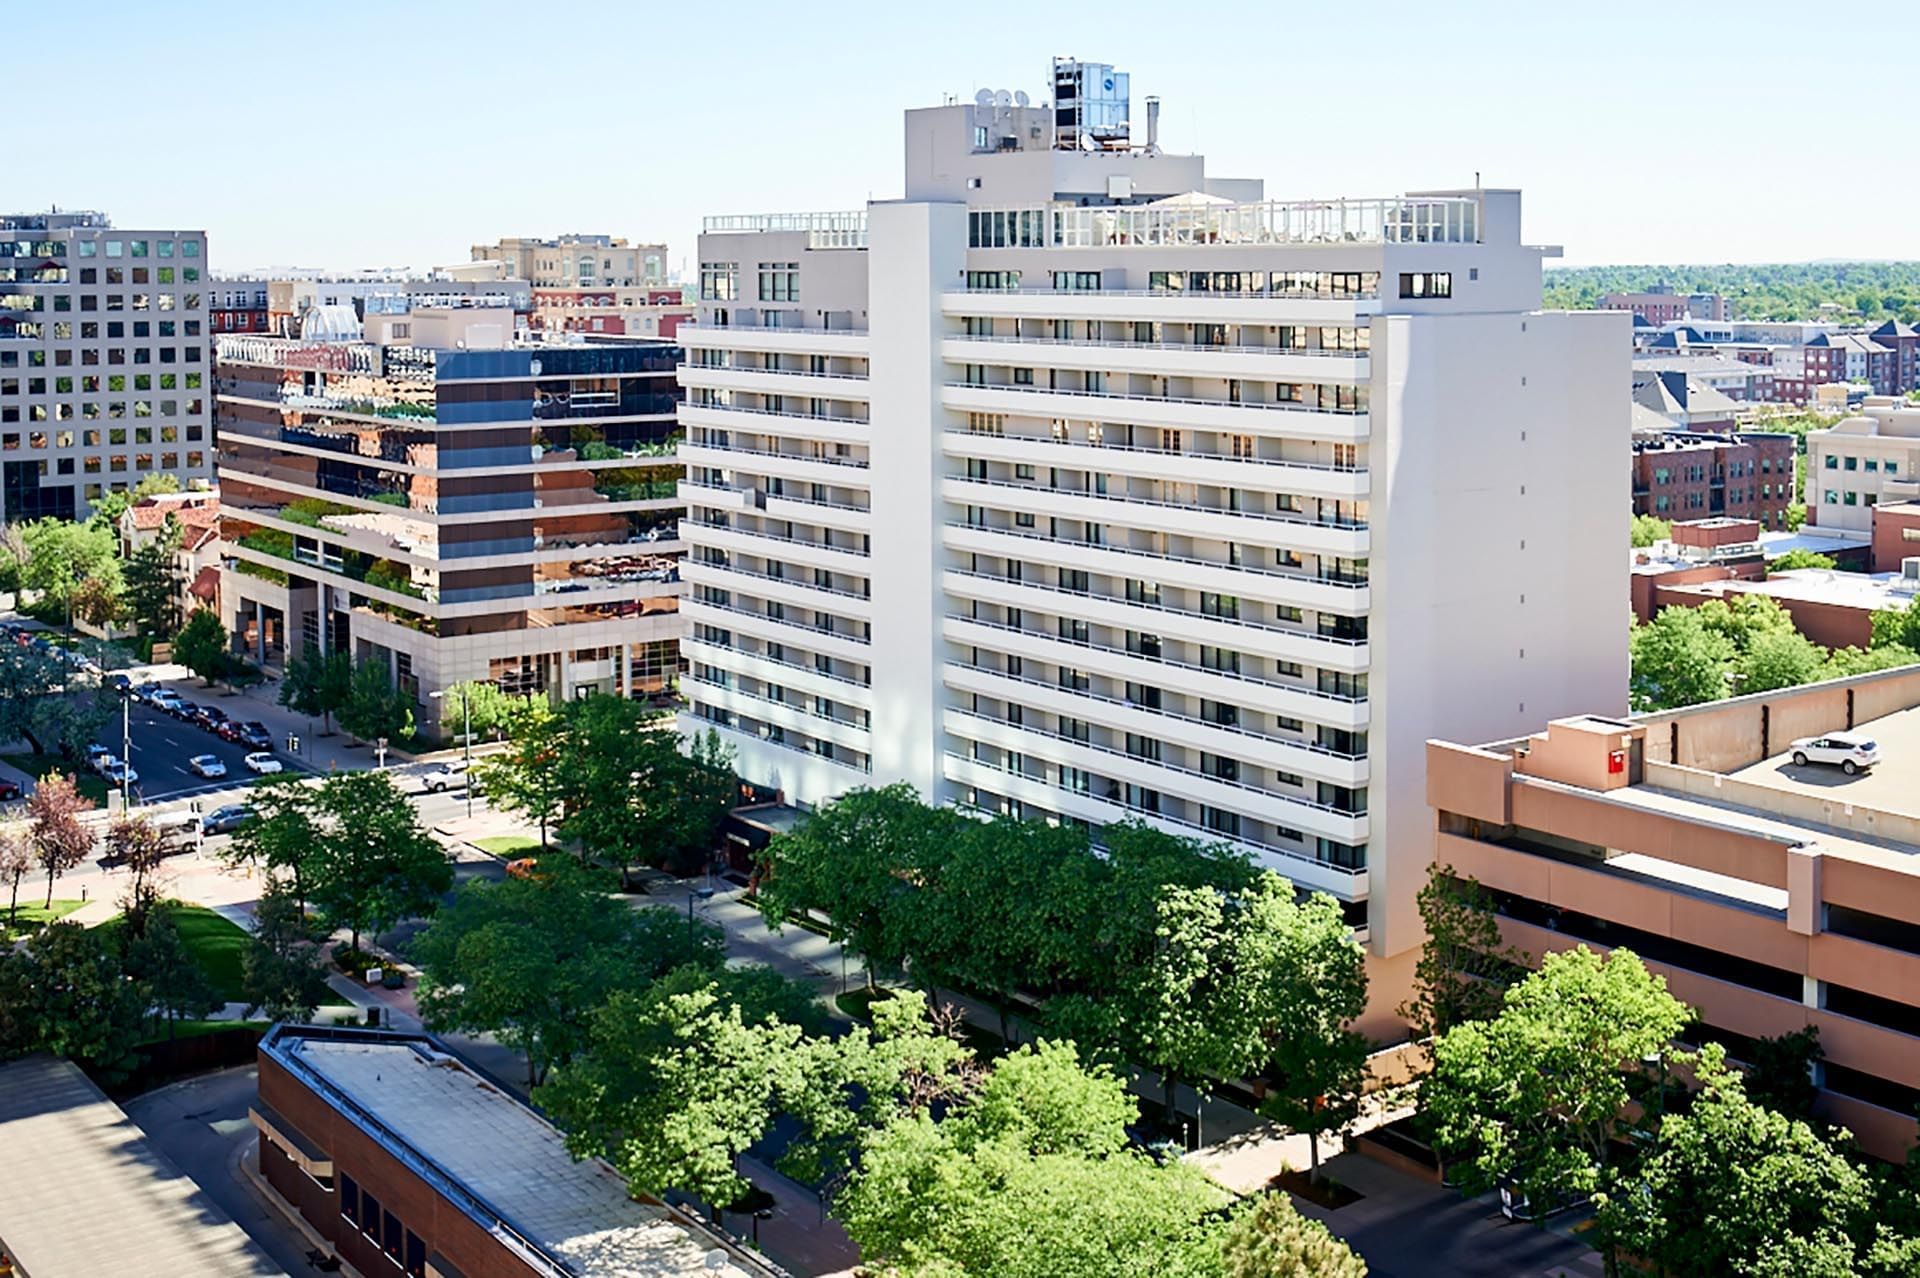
11,1,1913,275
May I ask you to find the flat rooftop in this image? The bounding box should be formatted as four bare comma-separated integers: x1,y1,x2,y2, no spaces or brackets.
0,1056,285,1277
1724,568,1917,612
264,1028,772,1278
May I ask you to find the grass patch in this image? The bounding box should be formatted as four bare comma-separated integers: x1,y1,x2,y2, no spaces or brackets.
474,834,543,858
0,751,108,805
0,898,85,939
165,904,251,1003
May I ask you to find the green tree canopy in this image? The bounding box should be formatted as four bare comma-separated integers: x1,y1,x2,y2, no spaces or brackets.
172,608,229,686
1222,1192,1367,1278
220,777,323,909
1399,864,1525,1042
241,883,333,1023
278,644,353,736
471,697,565,848
16,518,118,612
1767,549,1838,571
1424,946,1692,1210
1630,606,1736,710
1629,514,1671,548
304,771,451,952
1738,627,1828,694
0,921,145,1079
123,514,185,640
123,902,221,1039
338,659,415,744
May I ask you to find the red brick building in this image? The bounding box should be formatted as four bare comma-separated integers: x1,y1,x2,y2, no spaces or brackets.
1874,500,1920,573
254,1025,779,1278
1631,432,1797,529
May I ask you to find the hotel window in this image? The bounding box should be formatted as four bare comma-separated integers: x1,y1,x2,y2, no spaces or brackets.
757,262,799,302
1397,272,1451,299
698,261,738,302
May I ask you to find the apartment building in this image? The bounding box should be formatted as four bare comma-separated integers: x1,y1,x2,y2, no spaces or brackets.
677,61,1628,1019
267,276,533,339
1807,397,1920,531
216,303,685,736
254,1025,777,1278
1428,666,1920,1161
1602,286,1728,324
463,234,691,339
209,277,270,334
1630,430,1795,528
0,210,212,522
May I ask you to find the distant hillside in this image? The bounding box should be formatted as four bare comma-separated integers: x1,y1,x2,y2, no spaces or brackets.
1543,262,1920,324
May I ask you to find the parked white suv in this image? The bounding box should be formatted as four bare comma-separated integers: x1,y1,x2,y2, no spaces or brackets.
1789,732,1880,776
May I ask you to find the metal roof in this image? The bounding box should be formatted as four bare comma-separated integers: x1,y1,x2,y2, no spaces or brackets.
0,1056,285,1277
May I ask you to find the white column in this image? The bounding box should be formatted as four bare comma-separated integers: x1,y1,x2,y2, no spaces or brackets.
865,200,966,800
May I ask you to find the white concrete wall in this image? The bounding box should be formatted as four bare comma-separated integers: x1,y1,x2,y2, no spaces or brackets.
864,201,966,799
1367,307,1630,956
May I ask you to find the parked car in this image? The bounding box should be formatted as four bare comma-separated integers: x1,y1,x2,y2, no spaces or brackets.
148,689,183,714
106,673,130,692
187,754,227,779
237,722,273,751
215,720,246,743
101,760,139,787
419,762,467,793
1789,732,1880,776
132,681,160,703
195,705,230,731
202,803,254,836
170,699,203,722
0,779,21,802
244,752,283,775
85,743,113,772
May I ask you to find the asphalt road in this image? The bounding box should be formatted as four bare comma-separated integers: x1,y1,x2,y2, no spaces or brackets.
119,694,277,803
124,1065,321,1277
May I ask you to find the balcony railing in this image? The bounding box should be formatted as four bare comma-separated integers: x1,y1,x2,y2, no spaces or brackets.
943,382,1367,417
942,430,1366,477
968,196,1478,250
950,474,1369,533
944,521,1370,595
700,210,868,249
947,334,1368,359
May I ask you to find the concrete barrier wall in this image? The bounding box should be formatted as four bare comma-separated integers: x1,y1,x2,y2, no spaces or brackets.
1638,666,1920,771
1646,760,1920,849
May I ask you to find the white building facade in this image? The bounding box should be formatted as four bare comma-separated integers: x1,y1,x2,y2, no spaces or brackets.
1,211,213,522
677,67,1628,1019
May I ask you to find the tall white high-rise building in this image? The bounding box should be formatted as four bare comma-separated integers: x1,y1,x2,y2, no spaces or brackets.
678,62,1628,1025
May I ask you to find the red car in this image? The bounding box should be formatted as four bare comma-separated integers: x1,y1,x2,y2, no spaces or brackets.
0,779,20,802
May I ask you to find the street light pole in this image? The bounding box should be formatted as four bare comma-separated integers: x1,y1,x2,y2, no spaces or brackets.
119,689,131,809
461,688,473,819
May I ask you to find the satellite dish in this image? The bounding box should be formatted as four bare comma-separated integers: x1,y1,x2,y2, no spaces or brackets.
994,89,1012,109
1014,90,1030,108
1080,132,1096,152
974,88,993,108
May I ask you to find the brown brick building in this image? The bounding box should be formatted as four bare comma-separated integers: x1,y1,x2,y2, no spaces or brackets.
253,1025,778,1278
1631,432,1797,529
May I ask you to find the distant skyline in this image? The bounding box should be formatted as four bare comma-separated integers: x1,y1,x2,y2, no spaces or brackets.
10,1,1916,275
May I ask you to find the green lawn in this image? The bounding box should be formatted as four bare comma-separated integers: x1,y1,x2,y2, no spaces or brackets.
1,751,109,805
165,904,252,1003
1,898,84,940
474,834,543,858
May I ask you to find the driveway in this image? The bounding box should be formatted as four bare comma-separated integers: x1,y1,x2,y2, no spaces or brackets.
124,1065,317,1277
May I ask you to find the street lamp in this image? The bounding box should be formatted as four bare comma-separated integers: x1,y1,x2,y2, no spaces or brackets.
428,687,474,818
118,684,133,810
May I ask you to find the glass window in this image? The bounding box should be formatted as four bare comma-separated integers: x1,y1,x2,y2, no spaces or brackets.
104,241,123,258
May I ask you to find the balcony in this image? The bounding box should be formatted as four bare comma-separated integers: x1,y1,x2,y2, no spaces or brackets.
681,597,872,663
940,477,1368,557
682,634,873,702
940,431,1368,500
684,677,872,752
942,334,1369,383
677,401,870,447
942,521,1370,615
972,195,1477,250
678,364,871,402
700,210,868,249
680,559,871,617
678,324,871,354
679,520,869,573
676,440,867,485
941,382,1367,442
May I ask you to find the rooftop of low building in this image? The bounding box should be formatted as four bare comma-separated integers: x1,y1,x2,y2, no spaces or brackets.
260,1025,778,1278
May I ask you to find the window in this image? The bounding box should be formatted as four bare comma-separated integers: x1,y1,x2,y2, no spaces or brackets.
1398,272,1451,299
339,1174,359,1225
698,261,738,301
1824,455,1838,469
757,262,799,302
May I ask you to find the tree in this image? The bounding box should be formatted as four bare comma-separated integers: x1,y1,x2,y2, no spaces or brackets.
1630,606,1735,710
0,921,145,1079
173,607,229,686
1222,1192,1367,1278
0,825,31,926
123,515,184,640
0,645,110,759
279,644,353,736
471,698,565,849
1871,606,1920,654
241,884,333,1022
1399,864,1525,1043
27,773,93,908
437,680,547,743
1629,514,1671,548
16,518,118,619
221,777,323,911
1592,1046,1873,1278
414,859,711,1086
832,1035,1232,1278
87,473,179,532
1738,627,1827,694
1768,549,1838,571
1824,643,1919,679
305,771,450,953
124,902,221,1039
552,700,731,885
1744,1025,1824,1123
537,977,806,1211
70,571,125,630
338,658,414,745
1258,891,1371,1181
1424,946,1692,1217
103,812,171,936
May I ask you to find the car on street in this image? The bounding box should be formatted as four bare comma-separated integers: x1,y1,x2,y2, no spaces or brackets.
187,754,228,779
1789,732,1881,775
202,803,253,835
101,760,139,787
106,673,130,693
243,752,283,775
237,722,273,751
419,762,467,792
148,688,182,713
0,779,21,802
85,743,113,772
170,699,203,722
194,705,230,731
